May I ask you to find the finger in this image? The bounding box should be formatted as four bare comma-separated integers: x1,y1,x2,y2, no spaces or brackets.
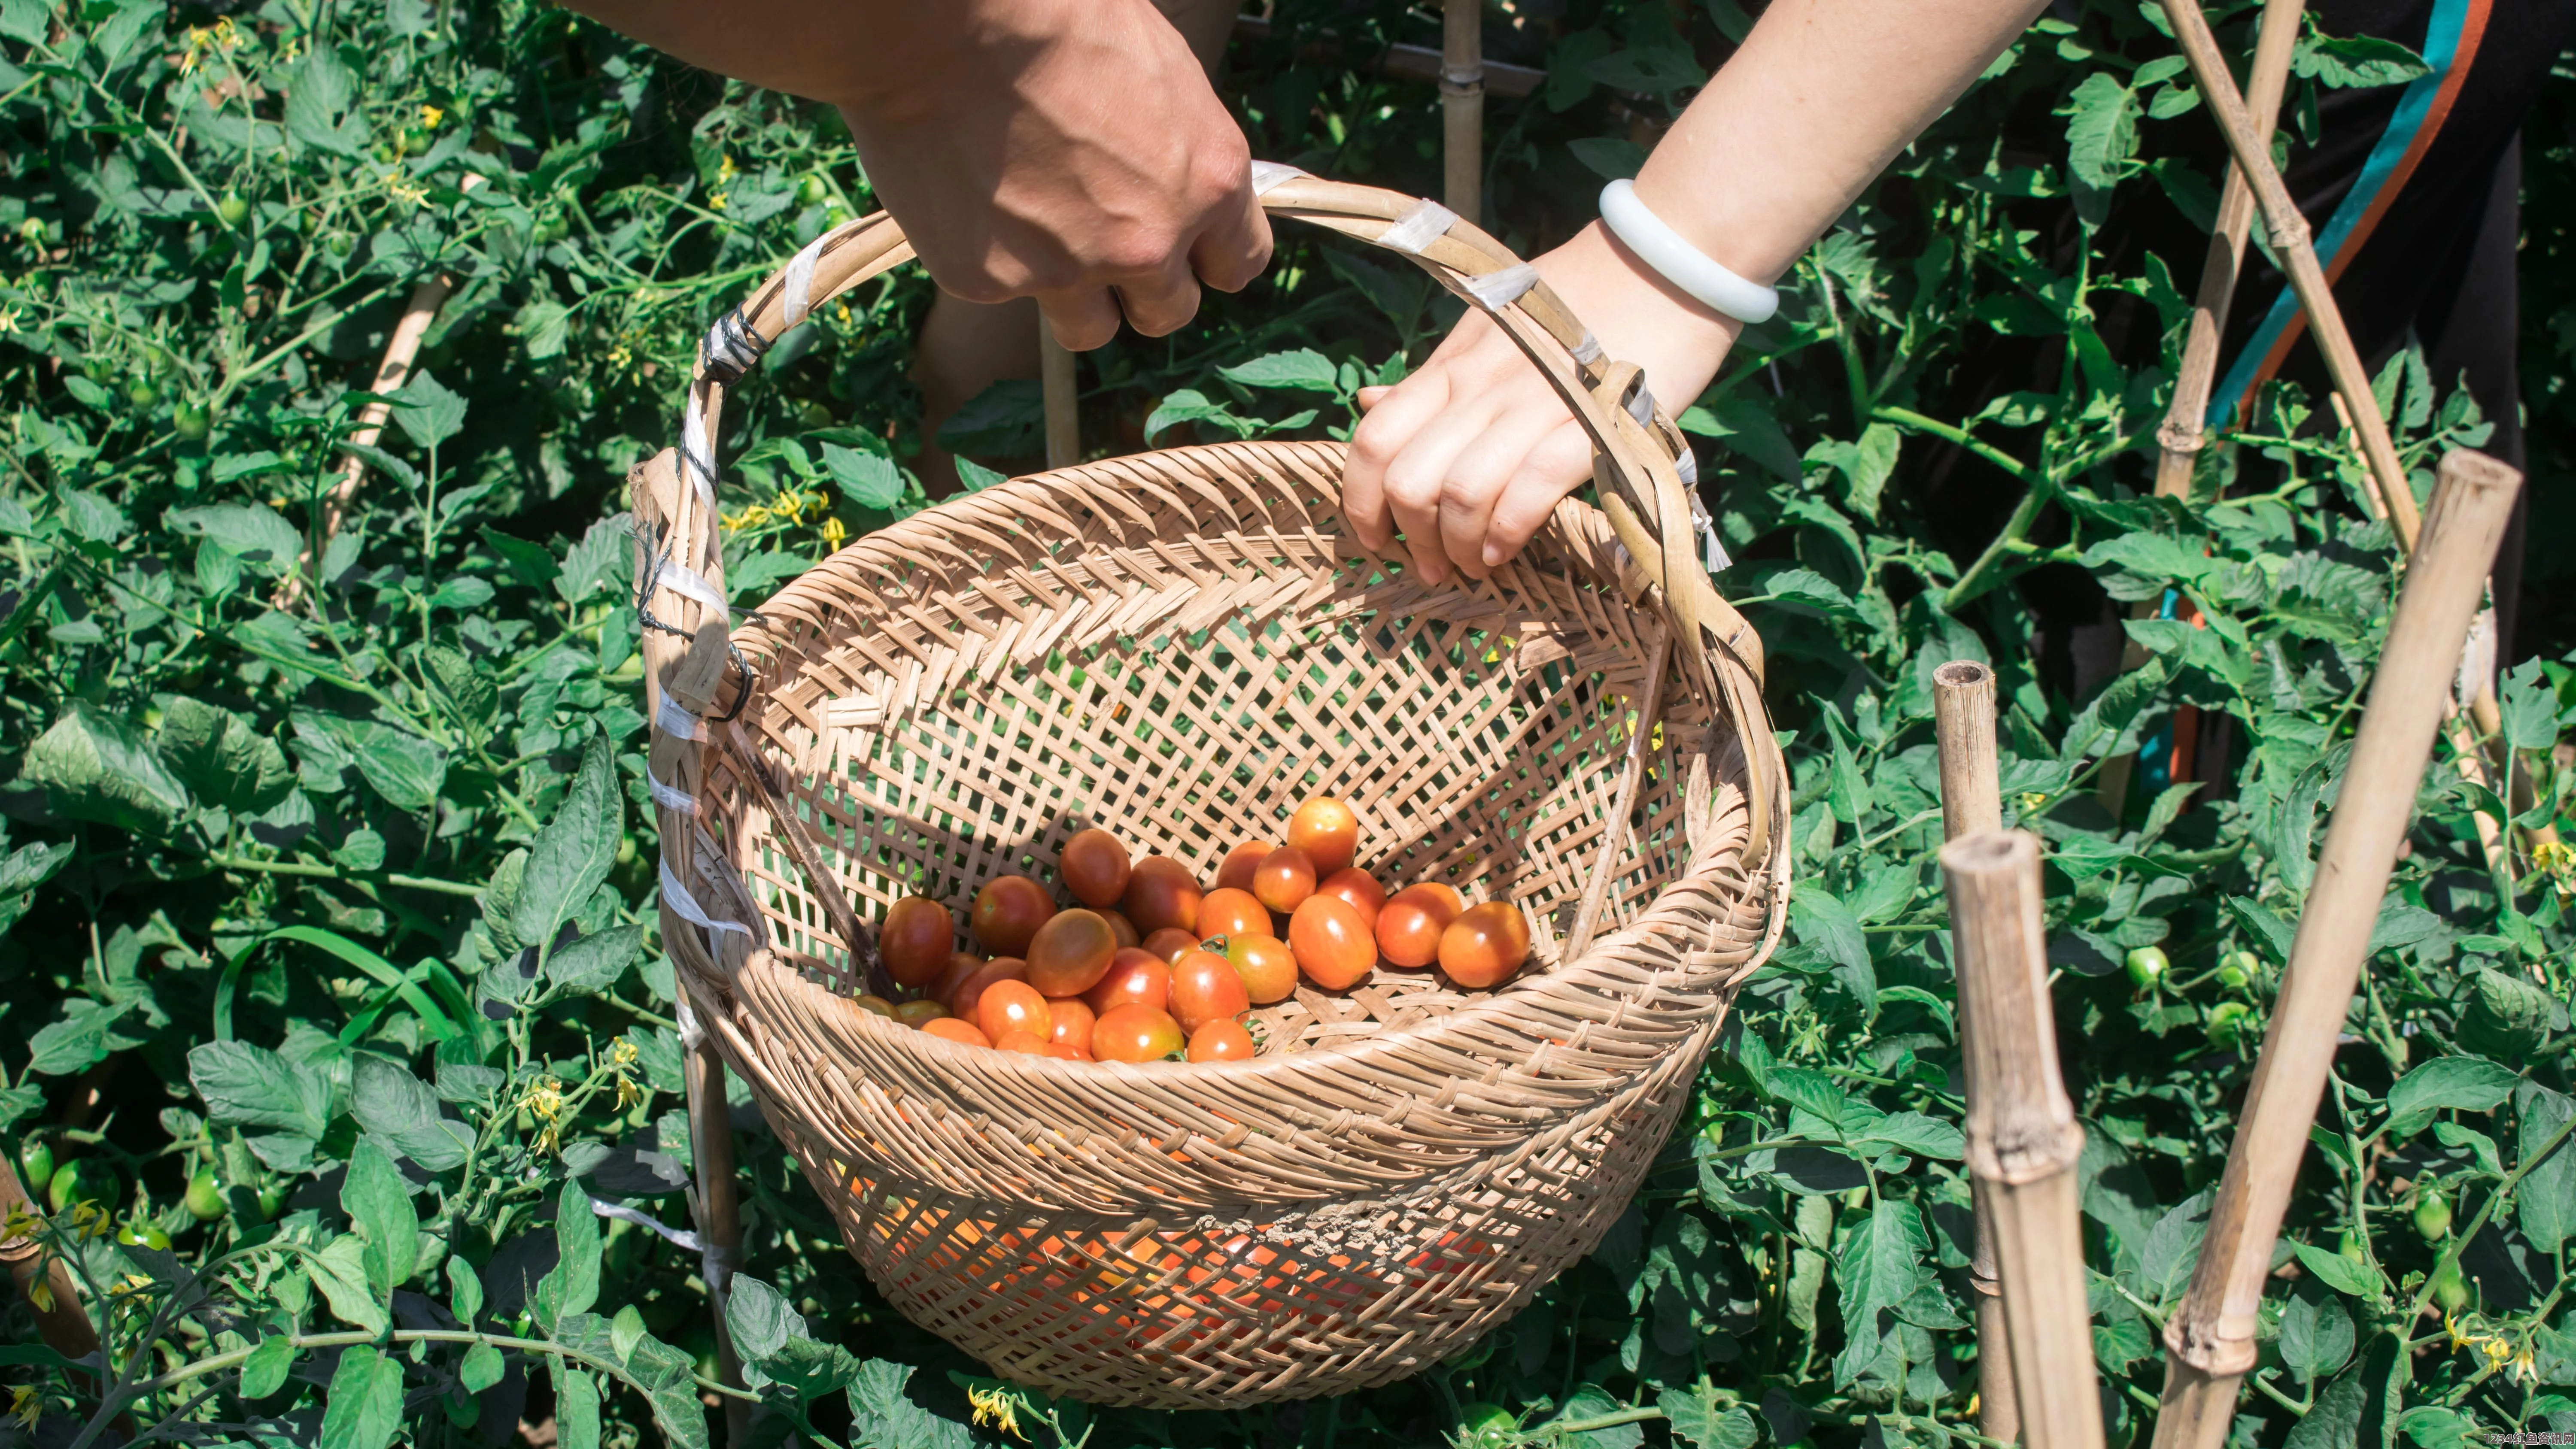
1483,421,1599,570
1376,399,1498,588
1039,288,1123,352
1355,386,1391,412
1341,368,1452,555
1434,407,1570,581
1189,186,1274,294
1112,262,1204,339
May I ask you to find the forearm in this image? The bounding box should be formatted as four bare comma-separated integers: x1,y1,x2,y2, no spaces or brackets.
556,0,1051,115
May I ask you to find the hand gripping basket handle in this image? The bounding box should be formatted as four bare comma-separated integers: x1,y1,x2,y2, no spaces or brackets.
660,166,1784,860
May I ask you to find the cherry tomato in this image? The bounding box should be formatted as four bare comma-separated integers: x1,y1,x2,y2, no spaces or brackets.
928,951,985,1006
1196,887,1273,943
1141,928,1199,964
1101,909,1142,950
1188,1019,1258,1062
1093,1004,1187,1063
978,980,1054,1043
1288,796,1361,876
1215,841,1274,893
1225,934,1299,1005
1439,901,1531,989
1084,949,1171,1015
1045,1042,1091,1061
1060,828,1133,908
1025,909,1118,997
996,1028,1053,1055
852,995,898,1019
880,895,955,988
1253,846,1318,914
922,1017,992,1049
1169,949,1252,1032
972,875,1057,957
1121,856,1204,936
893,998,952,1028
1376,884,1464,968
950,958,1030,1022
1045,996,1097,1052
1290,895,1375,991
1315,868,1386,930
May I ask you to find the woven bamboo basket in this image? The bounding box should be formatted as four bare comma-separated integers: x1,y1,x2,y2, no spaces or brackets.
630,170,1790,1407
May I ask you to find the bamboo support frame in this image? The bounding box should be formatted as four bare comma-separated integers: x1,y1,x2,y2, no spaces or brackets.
1040,316,1078,471
1441,0,1483,219
0,1158,102,1373
1941,829,2104,1449
2150,449,2524,1449
1931,661,2017,1446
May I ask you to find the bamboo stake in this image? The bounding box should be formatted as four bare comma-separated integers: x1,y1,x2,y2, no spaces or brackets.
1039,315,1078,471
1941,829,2104,1449
1931,660,2017,1446
1441,0,1483,219
1563,621,1669,961
2151,449,2524,1449
0,1158,103,1373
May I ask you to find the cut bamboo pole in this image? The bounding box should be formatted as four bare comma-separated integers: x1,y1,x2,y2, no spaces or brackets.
1040,314,1078,471
2151,449,2524,1449
1941,829,2104,1449
0,1157,102,1372
1441,0,1483,219
1563,621,1669,961
1931,660,2017,1446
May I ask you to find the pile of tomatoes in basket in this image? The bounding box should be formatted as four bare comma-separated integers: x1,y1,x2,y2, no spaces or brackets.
855,796,1532,1063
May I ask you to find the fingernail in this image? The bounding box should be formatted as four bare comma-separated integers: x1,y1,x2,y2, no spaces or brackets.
1482,543,1504,567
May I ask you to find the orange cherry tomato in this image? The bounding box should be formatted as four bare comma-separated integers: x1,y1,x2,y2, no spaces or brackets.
971,875,1057,957
1215,842,1274,893
1288,796,1360,876
1188,1019,1258,1062
1225,934,1299,1005
977,980,1054,1043
1289,895,1375,990
1140,928,1199,964
1395,882,1464,916
1045,996,1097,1052
851,995,898,1019
892,998,951,1028
949,957,1029,1022
1044,1042,1091,1061
1315,868,1386,931
879,895,955,988
1376,884,1463,968
1024,909,1118,997
1195,887,1273,943
995,1028,1052,1055
1084,948,1172,1015
1169,949,1251,1033
1438,901,1531,989
921,1017,992,1049
1093,1004,1186,1063
1253,846,1317,914
1101,909,1142,950
1059,828,1132,909
1121,856,1204,937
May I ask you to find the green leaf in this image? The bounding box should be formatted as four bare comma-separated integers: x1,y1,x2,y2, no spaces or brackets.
341,1138,419,1298
936,377,1043,455
1788,889,1871,980
2515,1083,2575,1253
557,1367,601,1449
1682,393,1802,481
239,1334,295,1399
447,1254,484,1327
2384,1057,2521,1138
556,515,633,603
353,1056,472,1171
1218,349,1341,393
2279,1294,2356,1383
20,702,193,836
188,1041,334,1137
820,442,904,509
1834,1199,1930,1339
319,1344,406,1449
1554,1384,1646,1449
2283,1365,2369,1449
2291,1241,2383,1298
2061,71,2140,222
163,503,304,574
2497,659,2559,754
311,1234,390,1335
1569,136,1649,180
2293,30,2431,88
511,736,621,957
157,697,294,814
1853,1112,1965,1161
533,1180,600,1329
1804,423,1901,521
1144,388,1253,443
393,368,468,450
612,1303,647,1363
283,47,364,158
27,1000,137,1076
1659,1383,1759,1449
461,1341,504,1394
547,924,644,996
2457,969,2553,1059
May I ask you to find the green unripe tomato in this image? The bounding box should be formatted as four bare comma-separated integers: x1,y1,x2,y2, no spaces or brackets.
2125,946,2168,989
217,190,249,227
2206,1000,2255,1046
127,376,161,409
47,1158,115,1213
402,126,433,156
2217,951,2257,989
17,1138,53,1195
173,403,210,441
184,1170,228,1223
116,1222,170,1250
16,217,44,244
532,214,569,245
254,1183,285,1222
796,174,828,207
822,203,853,230
2430,1258,2469,1314
615,835,638,868
1457,1403,1516,1449
2413,1186,2451,1242
326,231,355,258
2337,1230,2368,1266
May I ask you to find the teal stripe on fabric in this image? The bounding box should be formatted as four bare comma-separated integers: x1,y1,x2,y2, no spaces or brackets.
2206,0,2473,426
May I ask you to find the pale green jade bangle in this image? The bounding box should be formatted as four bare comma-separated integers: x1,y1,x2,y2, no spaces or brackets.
1598,179,1780,326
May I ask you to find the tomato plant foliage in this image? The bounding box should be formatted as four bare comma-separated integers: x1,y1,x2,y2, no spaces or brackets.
0,0,2572,1445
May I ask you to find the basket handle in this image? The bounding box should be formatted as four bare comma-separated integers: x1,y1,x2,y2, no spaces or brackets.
643,168,1786,871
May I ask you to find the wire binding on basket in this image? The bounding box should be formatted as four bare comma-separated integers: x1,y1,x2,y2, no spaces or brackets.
699,306,769,385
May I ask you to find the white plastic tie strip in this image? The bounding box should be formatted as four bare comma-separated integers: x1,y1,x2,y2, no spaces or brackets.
1464,263,1538,310
1379,198,1458,255
781,236,826,329
1249,161,1306,194
654,559,728,615
1674,445,1699,486
1571,331,1604,366
589,1196,702,1252
660,859,753,938
648,772,700,816
655,696,706,743
1625,384,1656,427
681,403,717,509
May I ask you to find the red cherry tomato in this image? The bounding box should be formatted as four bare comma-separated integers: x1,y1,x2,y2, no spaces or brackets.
1376,884,1463,968
1196,887,1273,943
1025,909,1118,997
1121,856,1204,937
1215,841,1274,893
927,951,985,1005
1188,1019,1258,1062
1225,934,1299,1005
1289,895,1374,990
977,980,1054,1043
1438,901,1531,989
995,1028,1052,1055
922,1017,991,1049
1059,828,1132,909
971,876,1057,957
1253,846,1317,914
1288,796,1361,876
1101,909,1142,950
1315,869,1386,931
1045,996,1097,1052
1140,928,1198,964
949,957,1029,1022
1093,1004,1186,1063
1169,949,1252,1032
879,895,954,988
1084,948,1171,1016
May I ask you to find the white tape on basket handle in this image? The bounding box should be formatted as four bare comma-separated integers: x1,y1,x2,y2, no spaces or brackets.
656,695,707,743
1379,198,1458,255
653,559,728,616
681,401,717,512
660,858,753,938
1464,263,1538,311
648,771,700,816
1571,331,1603,366
1250,161,1306,194
781,236,826,329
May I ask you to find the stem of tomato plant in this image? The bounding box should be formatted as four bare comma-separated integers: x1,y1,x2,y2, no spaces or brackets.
1943,471,2060,612
203,854,483,897
2403,1112,2576,1327
1869,407,2033,484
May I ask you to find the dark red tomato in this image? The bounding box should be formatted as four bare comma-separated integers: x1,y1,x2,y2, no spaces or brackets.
929,951,985,1006
1288,796,1361,876
1121,856,1205,937
1188,1019,1258,1062
880,895,955,988
1140,928,1198,964
1438,901,1531,989
1215,841,1274,893
1252,846,1317,914
949,958,1029,1022
1060,828,1132,909
1084,949,1171,1015
977,980,1054,1043
1195,887,1272,943
922,1017,991,1049
1376,884,1463,968
1045,996,1097,1052
1315,869,1386,931
972,875,1057,957
1101,909,1142,950
1169,949,1251,1032
1289,896,1374,990
893,998,951,1028
1025,909,1118,996
1093,1004,1186,1063
996,1028,1052,1055
1225,934,1299,1005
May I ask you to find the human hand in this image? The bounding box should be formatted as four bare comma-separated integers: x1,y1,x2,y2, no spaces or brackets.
1340,223,1740,584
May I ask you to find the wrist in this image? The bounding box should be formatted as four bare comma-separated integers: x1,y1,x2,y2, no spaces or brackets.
829,0,1088,124
1534,222,1739,415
